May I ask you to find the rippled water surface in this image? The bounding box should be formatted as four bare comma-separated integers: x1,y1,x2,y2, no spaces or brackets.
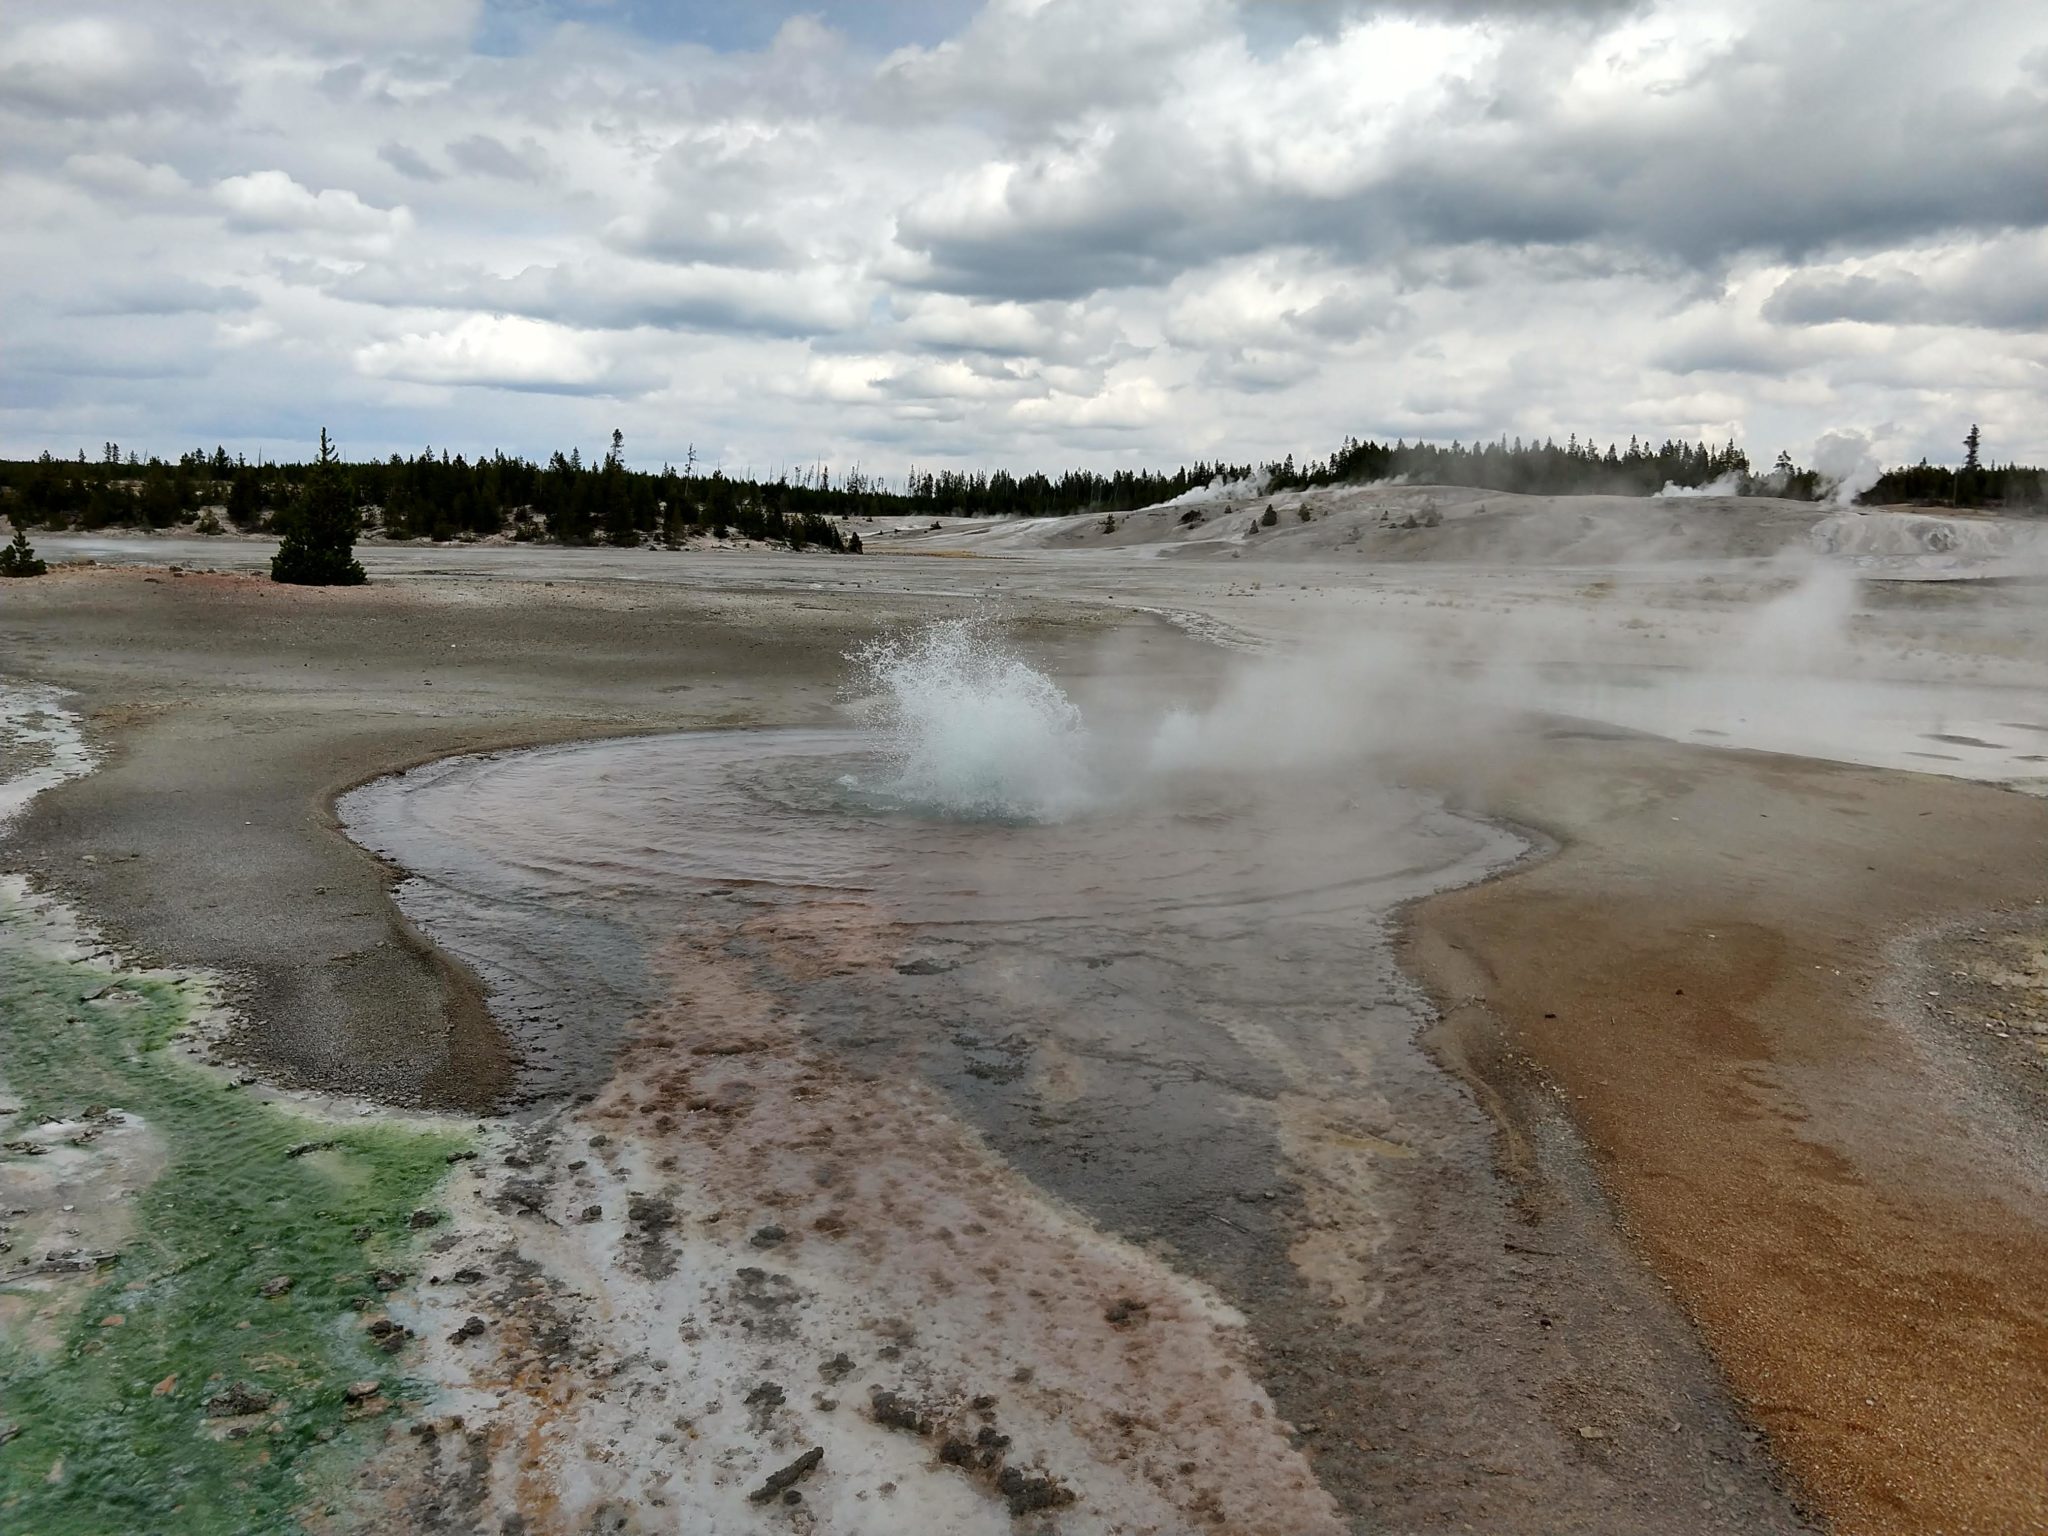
342,725,1521,1190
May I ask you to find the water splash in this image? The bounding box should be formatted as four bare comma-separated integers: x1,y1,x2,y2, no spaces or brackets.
847,621,1093,822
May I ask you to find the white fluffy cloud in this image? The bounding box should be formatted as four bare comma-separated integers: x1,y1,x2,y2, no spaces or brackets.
1,0,2044,473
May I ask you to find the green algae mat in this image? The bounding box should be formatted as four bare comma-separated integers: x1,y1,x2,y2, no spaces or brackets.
0,887,467,1535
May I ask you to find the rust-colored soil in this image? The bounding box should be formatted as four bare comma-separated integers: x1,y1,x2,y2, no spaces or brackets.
1406,736,2048,1536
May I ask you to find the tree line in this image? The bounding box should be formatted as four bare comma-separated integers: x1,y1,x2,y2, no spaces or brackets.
0,433,1258,546
1,426,2037,549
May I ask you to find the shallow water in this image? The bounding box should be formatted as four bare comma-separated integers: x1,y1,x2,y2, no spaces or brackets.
340,716,1530,1276
341,728,1521,1119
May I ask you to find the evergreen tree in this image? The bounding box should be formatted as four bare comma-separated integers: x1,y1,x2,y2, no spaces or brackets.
1964,424,1982,472
0,526,47,577
270,430,365,585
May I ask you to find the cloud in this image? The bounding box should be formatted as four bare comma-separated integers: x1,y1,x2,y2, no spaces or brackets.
0,17,213,118
378,141,444,182
61,153,194,204
3,0,2047,471
445,132,551,184
215,170,410,239
323,258,865,338
1010,375,1172,431
354,315,652,395
71,277,259,316
1764,235,2048,335
887,2,2048,304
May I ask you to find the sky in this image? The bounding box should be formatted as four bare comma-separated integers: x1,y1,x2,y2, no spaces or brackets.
3,0,2044,478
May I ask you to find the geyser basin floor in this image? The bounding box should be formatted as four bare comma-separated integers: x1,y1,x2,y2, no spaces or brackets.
338,729,1810,1533
11,533,2048,1532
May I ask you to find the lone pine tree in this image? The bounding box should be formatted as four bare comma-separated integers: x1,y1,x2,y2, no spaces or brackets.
271,430,365,585
0,526,47,577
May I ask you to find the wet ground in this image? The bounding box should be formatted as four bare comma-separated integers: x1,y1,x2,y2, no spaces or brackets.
341,727,1811,1531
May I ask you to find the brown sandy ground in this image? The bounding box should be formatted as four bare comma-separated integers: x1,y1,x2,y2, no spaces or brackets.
1405,730,2048,1535
0,563,1129,1109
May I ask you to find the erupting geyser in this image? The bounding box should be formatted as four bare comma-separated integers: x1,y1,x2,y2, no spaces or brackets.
846,620,1095,822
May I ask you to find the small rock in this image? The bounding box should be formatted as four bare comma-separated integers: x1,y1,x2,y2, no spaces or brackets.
750,1225,787,1248
869,1389,930,1436
343,1380,381,1404
819,1352,856,1383
997,1467,1074,1516
205,1382,276,1418
577,1204,602,1224
747,1446,824,1504
407,1209,441,1230
259,1275,294,1298
451,1316,487,1344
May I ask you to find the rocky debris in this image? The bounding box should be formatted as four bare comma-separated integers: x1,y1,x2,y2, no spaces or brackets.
868,1388,931,1437
408,1209,443,1230
818,1352,856,1383
343,1380,382,1404
3,1141,48,1157
366,1317,414,1354
750,1224,787,1249
492,1179,551,1219
4,1249,119,1280
451,1316,487,1344
748,1447,824,1504
997,1466,1076,1517
729,1265,801,1337
370,1268,407,1292
577,1204,602,1224
259,1275,295,1298
624,1193,679,1279
205,1381,275,1417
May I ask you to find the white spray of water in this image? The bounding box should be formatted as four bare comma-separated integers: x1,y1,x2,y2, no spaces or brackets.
848,621,1093,821
1812,429,1884,506
1653,470,1744,499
